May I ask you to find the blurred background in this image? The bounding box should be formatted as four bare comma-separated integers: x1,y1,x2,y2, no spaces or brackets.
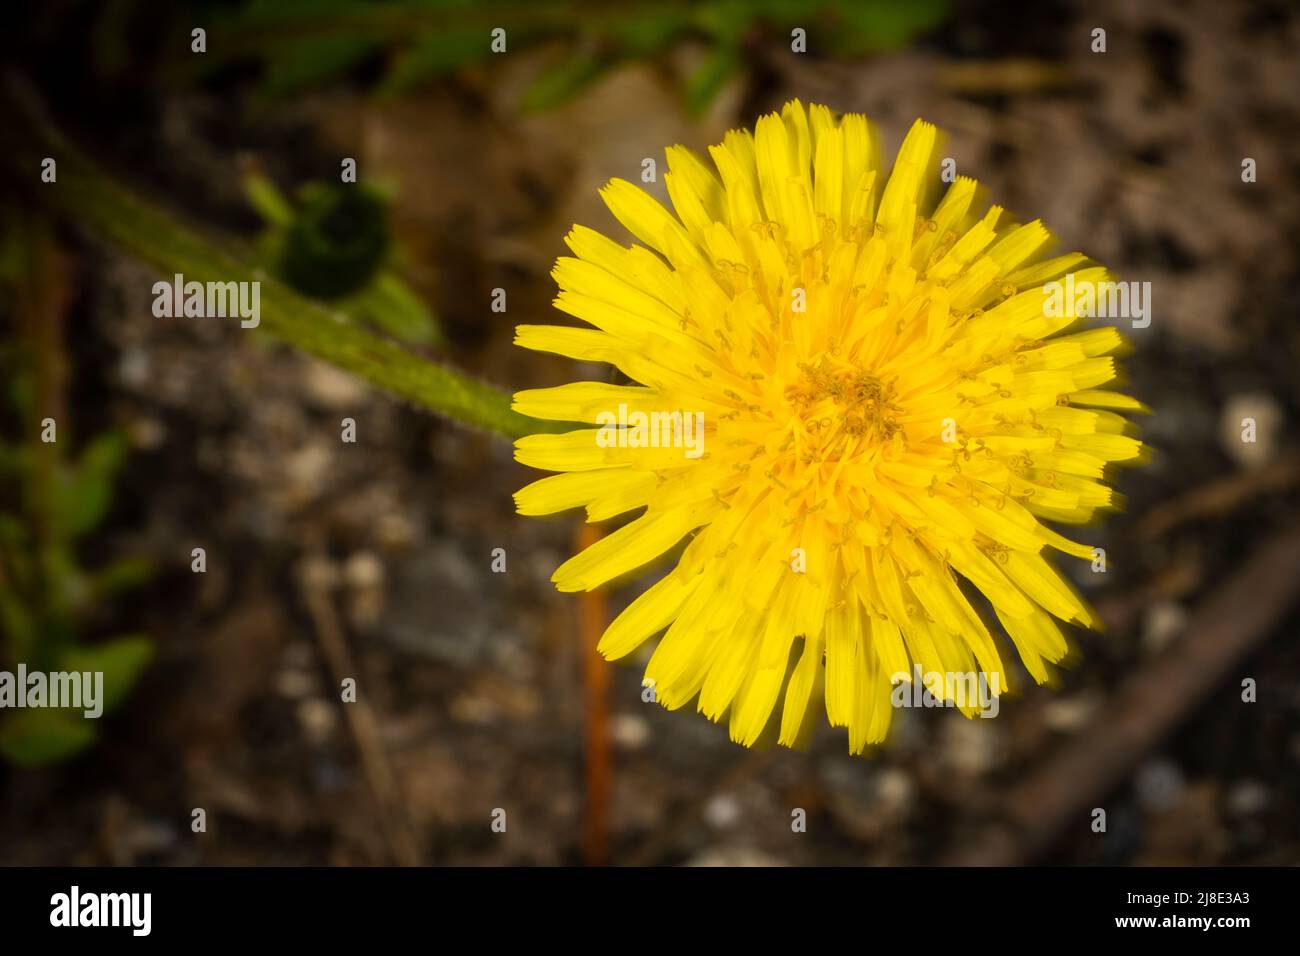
1,0,1298,865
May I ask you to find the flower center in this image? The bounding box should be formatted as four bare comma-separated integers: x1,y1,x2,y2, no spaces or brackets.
784,358,904,460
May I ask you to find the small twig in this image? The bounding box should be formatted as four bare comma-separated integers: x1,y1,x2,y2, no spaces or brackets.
9,206,70,666
298,555,421,866
935,59,1077,95
1136,453,1300,540
945,520,1300,866
16,210,66,557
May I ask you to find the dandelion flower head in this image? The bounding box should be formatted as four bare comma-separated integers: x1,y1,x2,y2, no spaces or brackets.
513,100,1145,753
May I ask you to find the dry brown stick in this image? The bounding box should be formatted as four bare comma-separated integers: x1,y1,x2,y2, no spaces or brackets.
1136,453,1300,540
935,59,1076,95
945,520,1300,866
298,557,421,866
17,210,68,558
578,522,612,866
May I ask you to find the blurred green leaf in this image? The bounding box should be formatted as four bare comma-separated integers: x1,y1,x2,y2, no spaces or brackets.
197,0,950,113
91,556,155,600
38,543,83,629
8,368,33,419
0,589,37,662
0,441,30,477
51,432,127,540
0,709,97,767
609,10,693,58
521,51,606,113
262,35,382,97
59,634,154,715
692,0,752,38
0,513,26,549
243,172,295,228
379,27,492,96
347,272,443,347
831,0,950,54
684,43,740,116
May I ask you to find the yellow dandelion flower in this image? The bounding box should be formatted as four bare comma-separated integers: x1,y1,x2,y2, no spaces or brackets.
513,100,1146,754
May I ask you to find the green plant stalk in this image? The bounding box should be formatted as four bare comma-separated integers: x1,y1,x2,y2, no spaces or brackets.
6,87,548,439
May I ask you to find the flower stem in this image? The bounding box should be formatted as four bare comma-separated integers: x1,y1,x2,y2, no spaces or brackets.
4,78,545,440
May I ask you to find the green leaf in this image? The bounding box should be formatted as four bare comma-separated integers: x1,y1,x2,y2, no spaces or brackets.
347,272,443,348
8,368,33,419
0,588,37,662
692,0,749,36
379,28,493,96
261,35,381,97
59,634,154,715
608,11,692,58
0,512,27,549
831,0,950,54
521,52,607,114
0,709,98,767
0,440,30,478
91,555,155,600
53,431,127,539
38,542,83,629
243,172,295,227
684,44,740,116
